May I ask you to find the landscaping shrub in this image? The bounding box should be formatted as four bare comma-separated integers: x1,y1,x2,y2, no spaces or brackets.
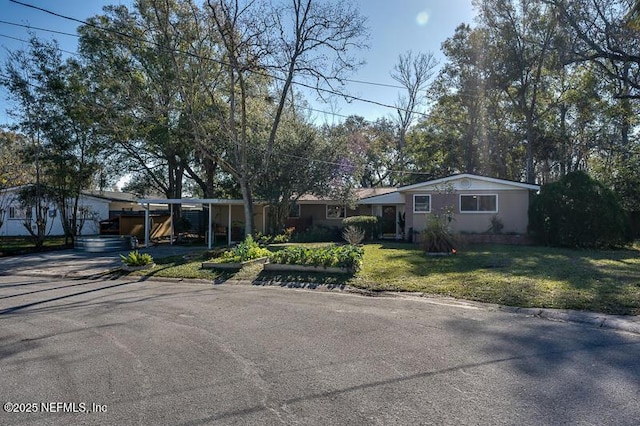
219,235,271,263
120,250,154,266
342,215,382,241
342,226,365,245
488,215,504,234
255,227,295,245
269,244,364,271
420,215,457,253
529,171,631,248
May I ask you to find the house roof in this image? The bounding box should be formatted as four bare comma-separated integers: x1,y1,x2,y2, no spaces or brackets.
398,173,540,192
357,191,405,205
83,190,139,203
297,187,397,203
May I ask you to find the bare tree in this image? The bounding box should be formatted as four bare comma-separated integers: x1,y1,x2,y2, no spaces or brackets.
205,0,368,237
392,51,438,150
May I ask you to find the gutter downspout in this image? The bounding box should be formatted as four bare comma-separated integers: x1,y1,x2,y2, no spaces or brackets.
170,203,174,245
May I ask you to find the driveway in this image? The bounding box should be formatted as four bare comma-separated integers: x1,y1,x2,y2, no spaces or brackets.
1,274,639,425
0,245,200,278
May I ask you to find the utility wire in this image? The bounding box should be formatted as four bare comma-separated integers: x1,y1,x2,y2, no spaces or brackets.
0,19,410,90
0,33,80,57
7,0,424,117
0,19,80,39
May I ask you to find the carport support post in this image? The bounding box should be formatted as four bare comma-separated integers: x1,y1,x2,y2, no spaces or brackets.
227,204,232,246
170,203,174,245
207,203,212,249
144,203,150,248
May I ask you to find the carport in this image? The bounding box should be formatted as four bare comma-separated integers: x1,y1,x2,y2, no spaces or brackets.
138,198,246,249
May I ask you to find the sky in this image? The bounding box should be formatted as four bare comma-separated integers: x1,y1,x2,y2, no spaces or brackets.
0,0,477,127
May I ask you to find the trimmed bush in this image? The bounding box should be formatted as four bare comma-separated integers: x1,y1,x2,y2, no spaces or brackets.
342,215,382,241
269,244,364,271
529,171,630,248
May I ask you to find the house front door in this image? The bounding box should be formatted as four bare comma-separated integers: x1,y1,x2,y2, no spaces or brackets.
382,205,396,235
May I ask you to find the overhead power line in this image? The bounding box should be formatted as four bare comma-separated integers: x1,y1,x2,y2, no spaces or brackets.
0,19,80,39
7,0,425,118
0,33,80,57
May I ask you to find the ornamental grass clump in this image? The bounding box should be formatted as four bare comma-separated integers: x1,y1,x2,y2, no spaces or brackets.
219,235,271,263
420,215,457,254
120,250,154,266
342,226,365,245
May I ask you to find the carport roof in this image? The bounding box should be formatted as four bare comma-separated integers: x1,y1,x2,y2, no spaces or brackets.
138,198,247,205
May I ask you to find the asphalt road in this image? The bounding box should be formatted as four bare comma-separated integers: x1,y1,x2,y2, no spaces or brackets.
1,275,639,425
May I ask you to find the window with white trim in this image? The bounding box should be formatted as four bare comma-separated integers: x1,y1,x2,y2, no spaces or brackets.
288,203,301,218
326,204,346,219
413,194,431,213
460,194,497,213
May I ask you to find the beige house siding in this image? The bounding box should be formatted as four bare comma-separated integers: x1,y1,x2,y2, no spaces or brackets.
406,189,532,235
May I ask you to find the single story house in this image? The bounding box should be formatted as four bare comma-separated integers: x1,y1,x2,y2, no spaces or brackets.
372,174,540,237
0,187,146,237
0,186,109,237
284,174,540,239
132,174,539,247
2,174,539,244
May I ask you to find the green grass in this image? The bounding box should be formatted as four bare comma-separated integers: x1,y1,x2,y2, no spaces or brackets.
351,242,640,315
125,241,640,315
0,236,69,253
125,250,225,280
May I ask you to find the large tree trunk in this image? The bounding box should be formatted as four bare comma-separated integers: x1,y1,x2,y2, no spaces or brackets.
239,177,254,238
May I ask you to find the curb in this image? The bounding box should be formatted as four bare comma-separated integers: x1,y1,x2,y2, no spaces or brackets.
497,305,640,335
4,269,640,335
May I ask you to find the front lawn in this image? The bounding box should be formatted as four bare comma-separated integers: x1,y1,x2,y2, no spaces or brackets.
0,236,69,255
351,242,640,315
124,241,640,315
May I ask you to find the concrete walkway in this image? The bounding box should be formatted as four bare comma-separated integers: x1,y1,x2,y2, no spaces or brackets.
1,245,639,335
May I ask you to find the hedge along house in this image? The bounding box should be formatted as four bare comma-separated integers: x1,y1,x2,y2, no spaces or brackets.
398,174,540,237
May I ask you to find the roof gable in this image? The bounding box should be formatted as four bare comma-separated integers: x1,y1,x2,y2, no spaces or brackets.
399,174,540,192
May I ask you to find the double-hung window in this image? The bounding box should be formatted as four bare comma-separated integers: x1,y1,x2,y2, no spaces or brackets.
413,195,431,213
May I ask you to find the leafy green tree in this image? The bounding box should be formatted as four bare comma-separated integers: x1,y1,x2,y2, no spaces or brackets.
529,171,630,247
544,0,640,100
475,0,563,183
256,113,346,232
0,131,33,232
2,37,104,244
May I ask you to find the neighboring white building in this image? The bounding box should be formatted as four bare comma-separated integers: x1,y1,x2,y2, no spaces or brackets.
0,186,137,237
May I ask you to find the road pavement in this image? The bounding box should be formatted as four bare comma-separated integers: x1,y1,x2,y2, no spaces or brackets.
1,274,639,425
